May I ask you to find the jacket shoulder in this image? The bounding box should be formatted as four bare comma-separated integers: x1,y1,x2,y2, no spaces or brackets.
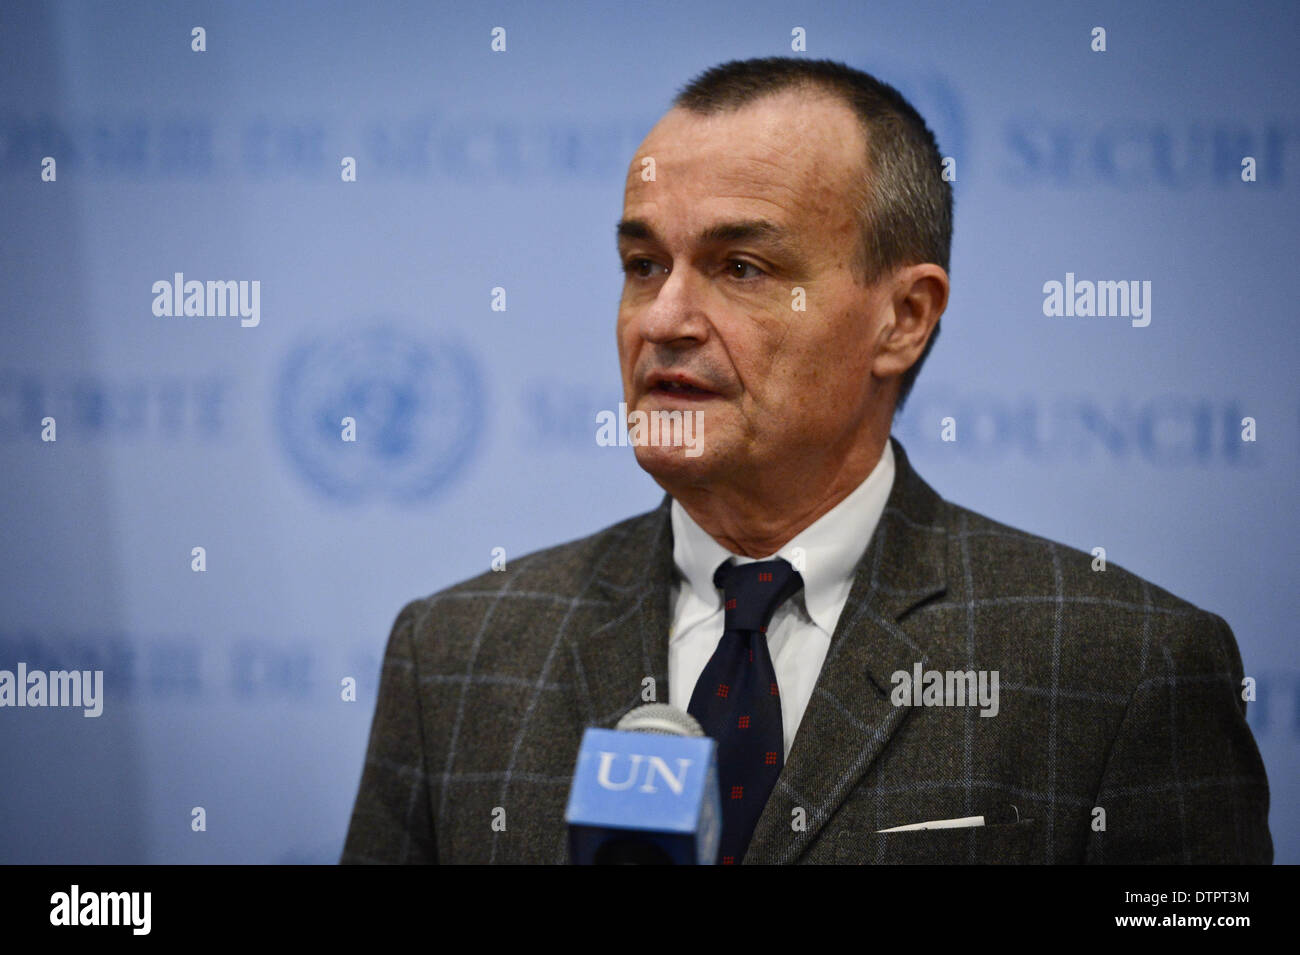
943,498,1208,618
938,496,1251,700
389,499,669,641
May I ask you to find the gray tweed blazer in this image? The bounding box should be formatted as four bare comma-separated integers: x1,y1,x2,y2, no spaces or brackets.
341,437,1271,864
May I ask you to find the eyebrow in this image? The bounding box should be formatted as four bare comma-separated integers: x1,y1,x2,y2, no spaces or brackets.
616,218,804,266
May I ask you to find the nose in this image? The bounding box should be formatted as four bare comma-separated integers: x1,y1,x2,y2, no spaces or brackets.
633,265,710,348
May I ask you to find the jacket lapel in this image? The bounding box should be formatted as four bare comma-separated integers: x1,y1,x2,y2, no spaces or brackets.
745,438,950,863
568,498,676,730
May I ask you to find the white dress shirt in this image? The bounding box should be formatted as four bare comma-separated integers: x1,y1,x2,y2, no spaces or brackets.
668,441,896,759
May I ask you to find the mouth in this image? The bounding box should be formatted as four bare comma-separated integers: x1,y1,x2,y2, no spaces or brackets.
650,381,717,400
644,372,722,401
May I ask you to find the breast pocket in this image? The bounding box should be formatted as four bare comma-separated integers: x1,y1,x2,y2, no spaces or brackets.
828,819,1040,865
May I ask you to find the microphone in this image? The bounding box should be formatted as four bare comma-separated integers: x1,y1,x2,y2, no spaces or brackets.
565,703,721,864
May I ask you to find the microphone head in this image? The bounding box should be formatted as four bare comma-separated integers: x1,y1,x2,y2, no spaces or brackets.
567,706,721,864
615,703,704,738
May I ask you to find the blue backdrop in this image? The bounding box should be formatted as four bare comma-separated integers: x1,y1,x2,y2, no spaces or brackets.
2,0,1296,863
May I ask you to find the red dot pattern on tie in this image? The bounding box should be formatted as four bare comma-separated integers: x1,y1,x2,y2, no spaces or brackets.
688,556,804,867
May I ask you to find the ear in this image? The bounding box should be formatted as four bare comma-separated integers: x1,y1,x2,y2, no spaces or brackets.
871,264,949,381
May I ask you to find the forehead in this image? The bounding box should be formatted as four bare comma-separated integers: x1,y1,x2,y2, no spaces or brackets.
623,89,867,232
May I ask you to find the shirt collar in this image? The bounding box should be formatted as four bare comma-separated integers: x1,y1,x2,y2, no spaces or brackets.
670,440,896,635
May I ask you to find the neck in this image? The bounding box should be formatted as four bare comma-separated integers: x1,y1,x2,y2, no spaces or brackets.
666,432,890,558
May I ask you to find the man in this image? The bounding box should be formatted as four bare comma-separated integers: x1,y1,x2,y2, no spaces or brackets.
341,57,1271,864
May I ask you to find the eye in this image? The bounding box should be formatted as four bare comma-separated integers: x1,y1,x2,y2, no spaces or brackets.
726,259,765,280
622,258,666,279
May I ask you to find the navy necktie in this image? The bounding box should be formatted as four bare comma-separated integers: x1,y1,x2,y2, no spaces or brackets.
687,557,804,865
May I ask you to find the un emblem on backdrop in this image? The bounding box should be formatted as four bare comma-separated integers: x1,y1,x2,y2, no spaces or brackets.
276,324,485,502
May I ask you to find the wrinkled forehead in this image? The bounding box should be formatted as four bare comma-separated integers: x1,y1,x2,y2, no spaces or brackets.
622,92,868,227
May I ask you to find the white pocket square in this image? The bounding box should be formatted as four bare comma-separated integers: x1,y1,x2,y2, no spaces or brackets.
876,815,986,833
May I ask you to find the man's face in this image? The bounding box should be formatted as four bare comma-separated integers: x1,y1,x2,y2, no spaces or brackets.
617,90,895,490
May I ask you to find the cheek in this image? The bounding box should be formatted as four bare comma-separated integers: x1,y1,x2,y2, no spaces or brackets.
615,311,634,356
616,319,646,387
765,315,836,378
770,314,867,401
820,303,876,364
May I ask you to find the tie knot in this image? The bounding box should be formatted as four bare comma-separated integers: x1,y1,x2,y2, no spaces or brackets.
714,557,804,634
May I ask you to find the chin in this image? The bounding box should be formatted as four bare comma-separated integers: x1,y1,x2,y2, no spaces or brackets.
633,443,717,485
